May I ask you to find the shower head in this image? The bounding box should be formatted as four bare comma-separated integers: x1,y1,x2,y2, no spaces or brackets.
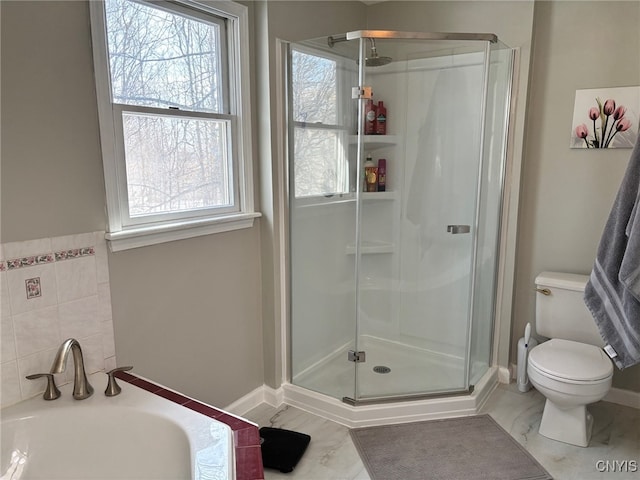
363,38,392,67
328,34,392,67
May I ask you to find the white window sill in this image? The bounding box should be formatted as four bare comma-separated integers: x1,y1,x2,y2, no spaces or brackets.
105,212,262,252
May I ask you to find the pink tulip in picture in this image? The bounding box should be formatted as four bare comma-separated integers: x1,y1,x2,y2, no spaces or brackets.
570,86,640,149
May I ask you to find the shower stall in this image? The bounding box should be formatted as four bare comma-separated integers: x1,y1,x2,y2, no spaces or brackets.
287,30,513,407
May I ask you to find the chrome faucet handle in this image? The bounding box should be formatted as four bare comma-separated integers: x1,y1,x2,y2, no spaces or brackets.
105,366,133,397
26,373,61,400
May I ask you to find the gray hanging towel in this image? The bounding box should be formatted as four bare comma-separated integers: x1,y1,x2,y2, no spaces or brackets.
584,133,640,369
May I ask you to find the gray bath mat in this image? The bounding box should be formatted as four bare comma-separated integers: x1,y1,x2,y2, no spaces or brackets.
350,414,552,480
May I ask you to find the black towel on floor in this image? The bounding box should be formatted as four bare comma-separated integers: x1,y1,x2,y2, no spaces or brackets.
259,427,311,473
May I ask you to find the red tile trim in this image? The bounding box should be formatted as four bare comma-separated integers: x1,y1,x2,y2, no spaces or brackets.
234,445,265,480
218,413,255,432
184,400,224,419
113,370,137,382
130,378,163,394
155,389,191,405
117,373,264,480
234,426,261,448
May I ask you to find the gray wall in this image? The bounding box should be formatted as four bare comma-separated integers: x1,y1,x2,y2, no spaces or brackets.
514,0,640,391
1,1,106,240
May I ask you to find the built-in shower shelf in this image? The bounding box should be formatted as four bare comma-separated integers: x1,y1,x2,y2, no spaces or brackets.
350,135,399,150
346,240,395,255
361,191,396,201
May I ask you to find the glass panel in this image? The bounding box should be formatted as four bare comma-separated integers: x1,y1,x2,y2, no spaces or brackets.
355,38,489,400
122,112,231,217
288,39,359,401
105,0,224,113
469,41,513,384
293,127,348,197
290,47,355,198
292,50,337,124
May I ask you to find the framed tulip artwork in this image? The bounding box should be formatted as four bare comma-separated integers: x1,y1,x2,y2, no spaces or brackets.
570,86,640,149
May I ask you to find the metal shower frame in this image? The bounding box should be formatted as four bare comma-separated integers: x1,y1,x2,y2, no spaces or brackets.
289,28,512,406
328,29,498,46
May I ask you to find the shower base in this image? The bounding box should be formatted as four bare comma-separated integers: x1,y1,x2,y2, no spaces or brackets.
293,335,469,400
286,335,497,427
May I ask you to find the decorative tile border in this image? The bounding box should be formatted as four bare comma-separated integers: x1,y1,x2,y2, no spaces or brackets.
3,246,95,271
6,254,54,270
54,247,95,262
115,371,265,480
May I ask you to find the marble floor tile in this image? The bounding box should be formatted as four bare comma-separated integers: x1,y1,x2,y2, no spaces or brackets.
243,383,639,480
245,404,367,480
480,384,639,480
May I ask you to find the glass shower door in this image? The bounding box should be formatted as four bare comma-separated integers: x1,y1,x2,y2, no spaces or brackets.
288,39,359,401
353,36,491,402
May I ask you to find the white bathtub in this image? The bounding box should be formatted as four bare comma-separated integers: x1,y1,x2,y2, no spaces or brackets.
1,373,234,480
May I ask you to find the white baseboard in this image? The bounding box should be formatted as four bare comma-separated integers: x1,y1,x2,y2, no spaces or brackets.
499,365,513,384
604,387,640,409
223,374,638,422
224,368,499,429
224,384,284,416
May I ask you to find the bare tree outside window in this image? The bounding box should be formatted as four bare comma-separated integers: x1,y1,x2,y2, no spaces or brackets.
105,0,231,217
291,49,353,197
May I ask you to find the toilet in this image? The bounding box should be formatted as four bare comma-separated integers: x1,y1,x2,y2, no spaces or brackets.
527,272,613,447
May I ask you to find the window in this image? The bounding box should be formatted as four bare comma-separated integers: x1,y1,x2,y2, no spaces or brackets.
290,47,356,197
90,0,257,251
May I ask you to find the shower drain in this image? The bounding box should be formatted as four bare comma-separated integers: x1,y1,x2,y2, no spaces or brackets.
373,365,391,374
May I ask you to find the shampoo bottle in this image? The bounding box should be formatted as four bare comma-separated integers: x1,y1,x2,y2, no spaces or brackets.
364,100,377,135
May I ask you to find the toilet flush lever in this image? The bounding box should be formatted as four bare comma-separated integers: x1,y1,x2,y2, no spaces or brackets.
447,225,470,234
535,288,551,296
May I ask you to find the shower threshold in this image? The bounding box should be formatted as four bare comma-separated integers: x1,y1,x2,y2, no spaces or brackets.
342,384,474,406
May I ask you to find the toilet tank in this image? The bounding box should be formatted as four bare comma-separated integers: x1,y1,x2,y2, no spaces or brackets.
535,271,604,346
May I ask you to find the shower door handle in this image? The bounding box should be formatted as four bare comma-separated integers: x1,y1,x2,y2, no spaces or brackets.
447,225,470,234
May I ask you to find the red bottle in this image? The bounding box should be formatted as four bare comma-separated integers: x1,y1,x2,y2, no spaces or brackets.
364,99,377,135
375,101,387,135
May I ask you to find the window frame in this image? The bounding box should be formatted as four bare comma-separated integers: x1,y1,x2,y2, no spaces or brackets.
90,0,258,251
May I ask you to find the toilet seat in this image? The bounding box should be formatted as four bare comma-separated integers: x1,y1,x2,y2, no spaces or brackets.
529,339,613,384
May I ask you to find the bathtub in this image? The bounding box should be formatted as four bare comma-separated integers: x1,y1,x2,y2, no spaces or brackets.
1,372,234,480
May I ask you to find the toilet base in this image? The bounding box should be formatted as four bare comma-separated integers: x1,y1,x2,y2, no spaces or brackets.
538,399,593,447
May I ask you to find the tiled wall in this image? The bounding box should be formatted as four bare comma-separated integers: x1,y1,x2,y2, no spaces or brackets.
0,231,115,407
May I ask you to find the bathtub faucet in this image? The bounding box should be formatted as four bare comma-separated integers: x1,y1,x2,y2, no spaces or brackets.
50,338,94,400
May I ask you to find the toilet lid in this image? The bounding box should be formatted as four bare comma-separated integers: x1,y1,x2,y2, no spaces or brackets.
529,339,613,382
